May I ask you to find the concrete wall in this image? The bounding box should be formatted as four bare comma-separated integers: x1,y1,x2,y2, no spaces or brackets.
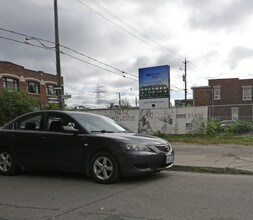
85,106,208,134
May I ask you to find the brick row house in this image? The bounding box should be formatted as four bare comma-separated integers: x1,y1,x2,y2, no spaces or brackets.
0,61,63,108
192,78,253,121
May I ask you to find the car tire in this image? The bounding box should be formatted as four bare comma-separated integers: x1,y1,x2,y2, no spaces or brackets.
90,152,120,184
0,148,20,176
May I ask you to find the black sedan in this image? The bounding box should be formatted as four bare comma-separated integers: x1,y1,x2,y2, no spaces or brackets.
0,111,174,183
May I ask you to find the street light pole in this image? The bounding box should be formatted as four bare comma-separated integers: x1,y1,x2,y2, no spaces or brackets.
54,0,63,110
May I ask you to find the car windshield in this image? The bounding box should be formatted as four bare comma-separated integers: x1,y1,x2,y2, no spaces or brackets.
71,113,127,133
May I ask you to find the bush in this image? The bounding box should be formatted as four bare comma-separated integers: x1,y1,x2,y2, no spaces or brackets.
206,119,220,136
0,89,39,126
224,120,253,134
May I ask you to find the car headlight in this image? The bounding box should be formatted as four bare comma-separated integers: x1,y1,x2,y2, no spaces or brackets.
126,144,151,152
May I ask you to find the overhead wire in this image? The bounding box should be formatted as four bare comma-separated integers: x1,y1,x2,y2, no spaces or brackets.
60,44,137,78
75,0,183,63
61,51,137,81
89,0,182,58
79,0,184,62
0,28,137,80
0,34,136,81
77,0,205,75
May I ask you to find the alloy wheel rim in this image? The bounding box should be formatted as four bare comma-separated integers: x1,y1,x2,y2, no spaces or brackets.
0,152,12,172
94,157,113,180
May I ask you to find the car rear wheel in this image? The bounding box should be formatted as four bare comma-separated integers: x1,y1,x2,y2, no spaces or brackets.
0,149,20,176
90,152,120,184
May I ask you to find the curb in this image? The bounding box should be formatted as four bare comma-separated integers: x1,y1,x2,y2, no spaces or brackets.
171,165,253,176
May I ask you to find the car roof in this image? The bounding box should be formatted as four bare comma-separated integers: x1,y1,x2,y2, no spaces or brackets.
22,110,98,116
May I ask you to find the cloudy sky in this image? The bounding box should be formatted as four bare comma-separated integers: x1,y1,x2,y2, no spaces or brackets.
1,0,253,108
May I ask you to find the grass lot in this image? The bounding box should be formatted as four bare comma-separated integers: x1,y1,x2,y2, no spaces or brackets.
156,133,253,146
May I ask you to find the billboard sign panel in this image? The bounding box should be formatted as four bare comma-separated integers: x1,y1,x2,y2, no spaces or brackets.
139,65,170,109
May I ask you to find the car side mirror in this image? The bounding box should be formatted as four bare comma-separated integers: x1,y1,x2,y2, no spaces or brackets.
61,126,79,134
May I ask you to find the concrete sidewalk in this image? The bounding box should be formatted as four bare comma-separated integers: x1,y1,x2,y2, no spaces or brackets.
172,142,253,173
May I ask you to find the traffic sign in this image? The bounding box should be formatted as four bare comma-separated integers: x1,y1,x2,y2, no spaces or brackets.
48,97,59,103
53,86,63,90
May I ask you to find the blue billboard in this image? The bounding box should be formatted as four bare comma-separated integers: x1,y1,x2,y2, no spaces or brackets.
139,65,170,109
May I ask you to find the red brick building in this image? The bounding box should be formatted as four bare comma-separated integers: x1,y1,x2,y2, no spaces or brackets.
192,78,253,121
0,61,63,108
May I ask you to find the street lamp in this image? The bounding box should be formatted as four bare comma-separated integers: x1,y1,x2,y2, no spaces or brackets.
119,88,132,107
25,36,63,109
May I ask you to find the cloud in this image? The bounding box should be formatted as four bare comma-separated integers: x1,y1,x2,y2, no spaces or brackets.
227,46,253,69
186,0,253,30
1,0,253,107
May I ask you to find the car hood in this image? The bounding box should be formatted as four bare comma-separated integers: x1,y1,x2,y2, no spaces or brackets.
91,132,170,145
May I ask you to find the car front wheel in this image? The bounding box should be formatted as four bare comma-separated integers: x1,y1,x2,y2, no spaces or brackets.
90,152,120,184
0,149,20,176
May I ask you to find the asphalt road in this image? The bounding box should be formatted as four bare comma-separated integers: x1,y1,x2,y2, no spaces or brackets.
0,170,252,220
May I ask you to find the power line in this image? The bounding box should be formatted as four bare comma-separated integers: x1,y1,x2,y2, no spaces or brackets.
76,0,185,61
77,1,207,76
64,83,95,96
88,0,181,59
0,27,55,45
61,44,137,78
0,28,137,80
0,35,26,45
61,51,137,81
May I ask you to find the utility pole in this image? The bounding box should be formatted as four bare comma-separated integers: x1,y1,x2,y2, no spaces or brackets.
118,92,121,107
182,58,189,107
54,0,63,110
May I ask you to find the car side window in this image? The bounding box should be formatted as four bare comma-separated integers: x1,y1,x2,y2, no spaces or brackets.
15,115,42,131
47,115,77,132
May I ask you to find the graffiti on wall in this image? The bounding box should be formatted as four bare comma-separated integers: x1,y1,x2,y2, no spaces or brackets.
138,107,207,134
138,110,173,133
106,109,136,122
85,106,208,134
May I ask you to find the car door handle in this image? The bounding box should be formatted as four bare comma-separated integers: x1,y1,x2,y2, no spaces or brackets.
11,134,19,140
41,136,51,141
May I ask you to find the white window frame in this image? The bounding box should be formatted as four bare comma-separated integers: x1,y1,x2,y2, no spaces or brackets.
26,81,40,94
3,77,19,91
242,86,252,101
46,84,57,96
231,107,239,120
213,86,221,100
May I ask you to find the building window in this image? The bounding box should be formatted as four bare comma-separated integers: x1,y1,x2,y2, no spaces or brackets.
46,84,56,96
242,86,252,100
213,86,221,100
26,81,40,94
3,77,19,91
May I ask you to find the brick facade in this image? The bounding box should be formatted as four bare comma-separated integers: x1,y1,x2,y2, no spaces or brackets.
192,78,253,121
0,61,63,107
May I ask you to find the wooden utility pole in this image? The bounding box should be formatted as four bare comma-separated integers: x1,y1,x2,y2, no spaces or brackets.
54,0,63,110
182,58,189,107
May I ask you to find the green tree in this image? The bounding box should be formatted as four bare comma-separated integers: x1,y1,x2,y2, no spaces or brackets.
42,102,59,110
0,89,39,126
